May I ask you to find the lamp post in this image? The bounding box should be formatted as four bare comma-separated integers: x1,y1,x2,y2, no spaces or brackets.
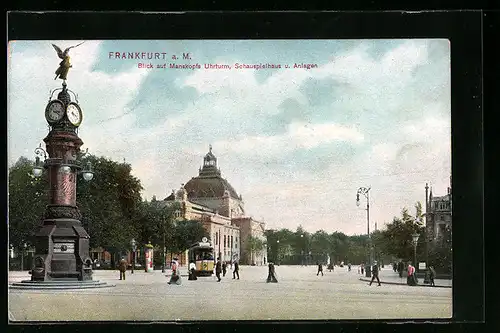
276,240,280,265
356,186,372,277
21,242,27,271
131,238,136,274
300,234,304,266
412,232,420,273
161,217,166,273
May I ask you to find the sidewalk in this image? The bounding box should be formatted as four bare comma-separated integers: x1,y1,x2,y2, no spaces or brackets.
358,268,452,288
8,269,190,284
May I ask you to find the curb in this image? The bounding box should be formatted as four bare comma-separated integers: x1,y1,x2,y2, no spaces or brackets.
359,278,452,288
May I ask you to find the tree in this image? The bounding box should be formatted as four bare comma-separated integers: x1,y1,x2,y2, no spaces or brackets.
172,219,210,253
429,225,452,274
378,202,426,262
246,235,266,265
310,230,330,263
76,155,143,265
8,157,48,251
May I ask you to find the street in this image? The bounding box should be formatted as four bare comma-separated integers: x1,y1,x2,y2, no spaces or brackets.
8,265,452,321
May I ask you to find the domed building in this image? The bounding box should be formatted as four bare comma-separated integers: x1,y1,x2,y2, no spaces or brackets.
161,145,266,266
183,145,245,218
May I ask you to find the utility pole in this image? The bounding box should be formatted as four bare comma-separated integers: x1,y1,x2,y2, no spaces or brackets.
162,218,166,273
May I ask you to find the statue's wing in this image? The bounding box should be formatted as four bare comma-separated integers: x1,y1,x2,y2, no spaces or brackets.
52,44,64,59
63,41,86,55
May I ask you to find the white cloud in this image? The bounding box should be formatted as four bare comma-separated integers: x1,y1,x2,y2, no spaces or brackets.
7,40,451,236
214,122,364,158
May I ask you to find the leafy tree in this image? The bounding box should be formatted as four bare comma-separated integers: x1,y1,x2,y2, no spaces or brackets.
378,202,426,262
172,219,210,253
8,157,48,251
77,155,143,263
246,235,266,265
429,225,452,274
310,230,330,263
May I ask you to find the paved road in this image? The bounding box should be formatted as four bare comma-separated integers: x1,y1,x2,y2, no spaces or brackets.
8,265,452,321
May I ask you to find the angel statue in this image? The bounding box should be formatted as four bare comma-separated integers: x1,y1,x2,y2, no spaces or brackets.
52,41,85,81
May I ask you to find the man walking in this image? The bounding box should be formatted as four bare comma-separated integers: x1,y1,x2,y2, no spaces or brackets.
429,265,436,287
232,260,240,280
397,260,404,278
369,261,381,286
316,261,324,276
118,257,128,281
215,257,222,282
222,261,227,277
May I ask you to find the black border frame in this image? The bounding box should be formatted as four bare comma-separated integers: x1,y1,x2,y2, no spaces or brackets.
4,10,486,333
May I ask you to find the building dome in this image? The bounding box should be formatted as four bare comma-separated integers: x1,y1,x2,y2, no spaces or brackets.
185,176,240,200
184,145,240,200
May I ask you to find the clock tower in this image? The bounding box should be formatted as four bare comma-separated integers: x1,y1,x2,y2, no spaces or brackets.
30,81,94,282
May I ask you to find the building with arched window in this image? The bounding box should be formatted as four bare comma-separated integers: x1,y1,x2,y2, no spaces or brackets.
424,177,452,246
160,145,266,265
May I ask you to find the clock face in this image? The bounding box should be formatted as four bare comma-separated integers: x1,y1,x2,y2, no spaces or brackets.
66,102,82,126
45,100,65,123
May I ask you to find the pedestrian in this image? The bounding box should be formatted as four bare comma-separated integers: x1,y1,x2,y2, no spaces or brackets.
215,257,222,282
232,260,240,280
368,261,381,286
168,258,182,285
222,261,227,277
118,257,127,281
316,261,323,276
429,266,436,287
327,262,334,272
360,263,365,275
188,261,197,280
348,263,352,272
407,261,417,286
266,262,278,283
398,260,404,278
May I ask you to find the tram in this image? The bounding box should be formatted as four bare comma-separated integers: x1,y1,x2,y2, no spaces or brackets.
187,237,215,276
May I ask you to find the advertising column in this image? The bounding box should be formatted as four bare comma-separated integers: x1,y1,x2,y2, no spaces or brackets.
144,242,154,272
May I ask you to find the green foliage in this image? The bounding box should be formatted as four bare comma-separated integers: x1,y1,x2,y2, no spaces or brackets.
429,225,452,274
246,235,266,264
262,201,430,266
377,202,426,262
77,155,143,253
8,157,48,251
172,219,210,252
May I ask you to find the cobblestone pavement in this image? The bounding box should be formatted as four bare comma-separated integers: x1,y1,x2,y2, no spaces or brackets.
8,265,452,321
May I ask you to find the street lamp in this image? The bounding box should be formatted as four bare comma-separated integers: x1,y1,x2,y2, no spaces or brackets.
412,232,420,272
300,234,304,265
21,242,27,271
356,186,372,277
131,238,137,274
276,240,280,265
32,144,94,182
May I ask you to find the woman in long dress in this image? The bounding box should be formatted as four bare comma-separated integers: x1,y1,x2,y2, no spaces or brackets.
266,262,278,283
188,261,197,280
168,258,182,285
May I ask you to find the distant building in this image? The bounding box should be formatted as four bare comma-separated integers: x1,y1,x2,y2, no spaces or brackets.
231,217,267,265
424,176,452,247
161,145,266,265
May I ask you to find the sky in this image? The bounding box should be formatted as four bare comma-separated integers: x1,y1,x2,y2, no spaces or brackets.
7,39,451,236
